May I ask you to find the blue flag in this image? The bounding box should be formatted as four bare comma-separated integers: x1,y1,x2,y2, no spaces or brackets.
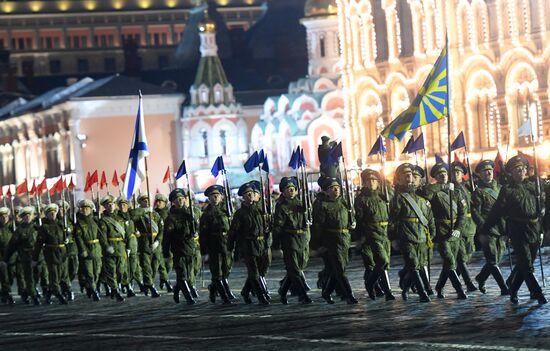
299,148,307,167
244,151,259,173
368,136,387,156
402,135,414,155
409,133,425,153
450,131,466,151
288,148,299,170
262,156,270,173
258,149,265,164
175,160,187,180
435,154,446,165
211,156,225,177
324,142,342,164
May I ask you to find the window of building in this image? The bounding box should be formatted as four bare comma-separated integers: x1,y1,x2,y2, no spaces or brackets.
158,55,168,68
201,129,208,157
108,35,114,47
49,59,61,74
320,34,326,58
101,35,107,47
81,36,88,48
161,33,167,45
104,57,116,72
73,36,80,48
17,38,24,49
153,33,160,45
77,58,89,73
220,130,227,155
93,35,99,47
25,38,32,49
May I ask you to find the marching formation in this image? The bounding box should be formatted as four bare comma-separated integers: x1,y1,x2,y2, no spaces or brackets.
0,137,548,308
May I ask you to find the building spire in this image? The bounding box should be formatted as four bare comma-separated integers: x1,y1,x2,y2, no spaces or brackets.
198,8,218,57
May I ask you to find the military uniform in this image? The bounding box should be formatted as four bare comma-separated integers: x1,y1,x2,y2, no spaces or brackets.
471,160,509,295
272,177,312,304
483,155,547,304
199,185,234,304
117,197,140,297
0,208,14,304
57,201,76,301
155,194,173,292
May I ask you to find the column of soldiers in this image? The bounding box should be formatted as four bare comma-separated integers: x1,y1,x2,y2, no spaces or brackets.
0,153,548,306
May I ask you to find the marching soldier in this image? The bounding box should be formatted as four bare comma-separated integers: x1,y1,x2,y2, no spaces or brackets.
482,155,547,304
0,207,15,304
131,193,163,298
33,204,68,305
187,190,202,299
57,200,76,301
199,184,234,304
164,189,201,305
98,195,127,302
355,169,395,301
421,163,467,299
155,193,173,293
250,180,272,298
228,182,270,305
471,160,509,295
311,177,358,305
451,161,478,292
272,177,312,304
117,197,139,297
75,199,105,301
390,163,435,303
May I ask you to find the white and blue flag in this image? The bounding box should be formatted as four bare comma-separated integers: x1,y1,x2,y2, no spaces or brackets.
123,93,150,200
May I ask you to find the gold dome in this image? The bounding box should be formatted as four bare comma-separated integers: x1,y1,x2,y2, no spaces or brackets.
304,0,337,18
198,8,216,33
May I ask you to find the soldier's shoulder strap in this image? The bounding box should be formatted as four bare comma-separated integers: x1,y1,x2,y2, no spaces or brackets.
480,186,499,201
436,190,458,213
401,193,429,227
102,216,126,236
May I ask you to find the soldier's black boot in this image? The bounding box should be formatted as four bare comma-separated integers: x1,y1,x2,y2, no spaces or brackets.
44,289,52,305
506,267,518,289
241,279,252,304
300,272,311,291
181,281,197,305
138,282,148,296
322,277,336,304
491,266,509,295
294,277,312,304
190,286,199,299
364,270,380,301
380,270,395,301
173,284,180,303
363,268,373,292
103,283,111,298
32,295,41,306
222,279,236,300
435,270,448,299
114,289,125,302
35,288,42,299
208,283,216,303
149,285,161,298
401,271,412,301
160,280,173,293
508,271,523,304
524,273,547,305
92,290,101,301
458,261,477,292
252,279,270,305
215,280,231,304
411,270,430,303
64,290,75,301
55,293,68,305
2,292,15,304
341,277,358,304
278,276,292,305
125,285,136,298
259,276,271,301
448,270,467,300
475,265,491,294
21,291,29,304
420,266,434,296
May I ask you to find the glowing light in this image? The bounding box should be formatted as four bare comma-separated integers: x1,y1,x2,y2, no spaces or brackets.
112,0,124,10
1,3,15,13
29,1,43,12
216,0,230,6
57,1,70,11
84,1,97,10
165,0,178,8
538,141,550,161
138,0,151,9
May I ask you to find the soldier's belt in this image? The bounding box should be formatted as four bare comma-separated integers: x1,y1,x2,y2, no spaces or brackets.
509,217,538,224
86,239,100,244
325,228,350,234
193,236,199,242
46,244,66,248
108,238,124,242
373,221,389,226
130,233,137,238
286,229,306,235
401,217,419,223
435,219,457,225
465,213,472,218
140,232,158,239
256,236,265,241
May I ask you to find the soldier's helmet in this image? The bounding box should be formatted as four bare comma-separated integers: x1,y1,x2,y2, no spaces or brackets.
0,207,10,216
100,195,115,206
361,169,381,183
237,182,255,197
475,160,495,174
45,203,59,214
78,199,95,209
19,206,35,217
451,161,468,175
505,155,529,173
279,177,298,191
320,177,341,191
205,184,224,197
430,163,449,178
117,197,130,205
169,188,186,202
137,193,150,202
155,193,168,203
412,165,425,179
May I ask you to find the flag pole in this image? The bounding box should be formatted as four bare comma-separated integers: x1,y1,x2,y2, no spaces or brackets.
531,132,546,287
9,188,16,231
464,143,475,191
94,180,101,220
445,35,454,232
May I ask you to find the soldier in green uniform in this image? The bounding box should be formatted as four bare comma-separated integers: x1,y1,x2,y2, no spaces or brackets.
482,155,547,304
0,207,15,304
185,189,202,299
33,204,68,305
75,199,105,301
164,189,201,304
57,200,76,301
390,163,435,303
311,177,358,304
250,180,272,298
272,177,312,304
228,182,270,305
117,197,139,297
451,161,478,292
471,160,509,295
155,193,173,293
420,163,467,299
199,184,234,304
98,195,127,302
355,169,395,301
4,207,41,305
130,193,163,298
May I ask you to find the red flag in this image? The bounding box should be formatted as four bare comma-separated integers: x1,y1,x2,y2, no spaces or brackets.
84,172,91,193
120,172,126,182
494,150,504,177
49,177,64,196
162,166,170,184
37,178,48,194
16,179,28,195
6,186,12,198
0,185,3,197
518,150,535,166
89,170,98,186
100,171,107,189
29,180,37,196
112,170,120,187
68,176,75,190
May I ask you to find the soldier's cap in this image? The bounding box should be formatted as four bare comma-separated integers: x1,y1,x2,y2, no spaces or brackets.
19,206,35,216
238,182,255,196
475,160,495,174
505,155,529,173
395,163,415,177
321,177,342,191
0,207,10,215
412,165,425,178
155,193,168,203
205,184,224,197
45,203,59,213
100,195,115,206
249,180,261,193
169,188,186,202
317,175,328,188
78,199,95,209
137,193,150,202
451,161,468,175
279,177,298,191
361,169,380,182
56,200,70,209
117,197,129,205
430,163,449,178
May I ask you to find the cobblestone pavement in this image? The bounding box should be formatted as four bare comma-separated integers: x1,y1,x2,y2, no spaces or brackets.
1,248,549,351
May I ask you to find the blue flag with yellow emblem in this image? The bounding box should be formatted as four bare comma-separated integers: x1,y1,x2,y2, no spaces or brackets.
381,45,448,141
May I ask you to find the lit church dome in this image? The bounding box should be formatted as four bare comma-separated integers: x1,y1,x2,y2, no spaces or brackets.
304,0,337,18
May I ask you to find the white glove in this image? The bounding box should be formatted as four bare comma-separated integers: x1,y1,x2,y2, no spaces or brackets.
31,261,38,268
144,207,153,213
152,241,159,250
540,233,545,246
106,246,115,254
349,222,357,230
448,183,455,191
126,249,131,257
80,251,88,259
451,230,461,238
64,238,70,244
